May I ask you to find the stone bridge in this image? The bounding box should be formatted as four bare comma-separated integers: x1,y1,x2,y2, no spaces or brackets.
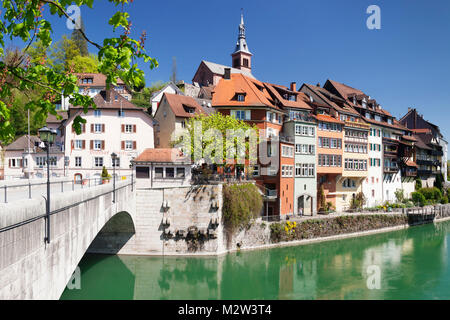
0,179,136,300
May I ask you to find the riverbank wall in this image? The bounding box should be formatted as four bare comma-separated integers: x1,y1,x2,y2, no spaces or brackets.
87,187,450,256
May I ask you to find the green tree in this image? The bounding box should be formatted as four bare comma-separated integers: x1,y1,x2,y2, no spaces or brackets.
67,54,99,73
172,112,259,166
131,80,167,109
0,0,158,143
415,178,422,191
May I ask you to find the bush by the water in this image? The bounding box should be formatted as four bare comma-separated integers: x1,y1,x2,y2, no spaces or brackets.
270,215,408,243
222,183,263,233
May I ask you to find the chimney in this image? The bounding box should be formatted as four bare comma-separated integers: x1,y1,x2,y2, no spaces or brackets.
316,83,321,87
290,82,297,92
224,68,231,80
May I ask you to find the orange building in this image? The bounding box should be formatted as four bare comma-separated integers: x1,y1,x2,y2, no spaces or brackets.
212,72,294,218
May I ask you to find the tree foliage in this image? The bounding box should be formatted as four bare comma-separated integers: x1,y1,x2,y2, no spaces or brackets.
0,0,158,143
172,112,259,165
131,80,167,109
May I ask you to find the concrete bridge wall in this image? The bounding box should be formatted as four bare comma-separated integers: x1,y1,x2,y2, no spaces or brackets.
0,180,135,300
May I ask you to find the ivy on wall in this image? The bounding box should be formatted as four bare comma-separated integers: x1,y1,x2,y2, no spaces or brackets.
222,183,263,234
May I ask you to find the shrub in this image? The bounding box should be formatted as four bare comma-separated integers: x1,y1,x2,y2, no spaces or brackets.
101,166,111,180
395,189,405,203
441,197,449,204
318,185,326,211
434,174,444,191
415,178,422,191
222,183,263,234
411,192,426,206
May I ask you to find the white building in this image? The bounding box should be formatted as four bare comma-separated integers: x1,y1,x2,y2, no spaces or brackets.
2,135,65,180
59,73,132,111
60,89,155,182
363,125,383,207
133,148,192,189
150,82,184,117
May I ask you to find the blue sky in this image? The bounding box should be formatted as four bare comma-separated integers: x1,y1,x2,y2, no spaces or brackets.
8,0,450,140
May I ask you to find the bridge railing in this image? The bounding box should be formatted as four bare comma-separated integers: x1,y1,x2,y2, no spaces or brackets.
1,175,134,204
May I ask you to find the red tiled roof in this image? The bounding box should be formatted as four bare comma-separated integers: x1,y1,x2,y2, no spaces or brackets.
402,135,417,142
263,83,311,110
315,114,344,124
212,73,279,110
75,73,126,87
134,148,190,163
46,111,68,124
163,93,206,118
412,128,432,134
327,79,365,99
71,89,143,110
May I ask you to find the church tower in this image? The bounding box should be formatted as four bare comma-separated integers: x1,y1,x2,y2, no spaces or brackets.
231,12,252,73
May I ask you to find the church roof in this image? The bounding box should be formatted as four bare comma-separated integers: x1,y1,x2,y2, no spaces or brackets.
201,60,254,79
233,13,252,55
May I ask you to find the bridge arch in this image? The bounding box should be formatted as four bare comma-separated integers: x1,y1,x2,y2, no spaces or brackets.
0,179,135,300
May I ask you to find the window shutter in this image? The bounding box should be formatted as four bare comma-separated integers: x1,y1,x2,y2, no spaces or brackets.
230,110,235,118
133,141,136,150
82,124,86,133
19,159,23,168
102,124,105,132
102,141,105,150
121,125,125,133
245,110,250,120
91,124,94,133
82,140,86,149
8,159,11,168
90,140,93,150
72,126,75,133
71,140,74,149
121,141,125,150
133,125,136,133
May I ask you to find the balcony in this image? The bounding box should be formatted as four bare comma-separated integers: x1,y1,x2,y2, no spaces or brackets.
402,168,417,177
384,165,399,174
416,159,434,166
418,169,432,176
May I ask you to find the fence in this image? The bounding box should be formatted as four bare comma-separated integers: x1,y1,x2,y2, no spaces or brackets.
1,175,134,204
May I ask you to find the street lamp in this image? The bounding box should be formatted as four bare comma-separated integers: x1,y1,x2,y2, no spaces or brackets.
111,152,117,203
39,126,57,244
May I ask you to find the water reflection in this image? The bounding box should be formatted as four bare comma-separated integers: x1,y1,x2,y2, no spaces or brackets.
61,221,450,300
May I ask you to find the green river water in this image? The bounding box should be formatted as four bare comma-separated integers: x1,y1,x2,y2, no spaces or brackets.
61,220,450,300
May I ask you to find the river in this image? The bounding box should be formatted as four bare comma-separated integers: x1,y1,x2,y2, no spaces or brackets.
61,220,450,300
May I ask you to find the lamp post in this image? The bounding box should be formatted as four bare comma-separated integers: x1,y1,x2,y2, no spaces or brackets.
39,126,57,244
111,152,117,203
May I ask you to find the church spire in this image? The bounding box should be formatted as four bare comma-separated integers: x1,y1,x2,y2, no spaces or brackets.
231,10,252,72
234,9,251,55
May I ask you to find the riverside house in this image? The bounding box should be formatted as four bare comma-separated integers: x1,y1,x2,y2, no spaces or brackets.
48,88,155,183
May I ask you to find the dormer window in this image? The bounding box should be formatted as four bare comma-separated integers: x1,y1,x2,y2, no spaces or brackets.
288,95,296,101
81,78,93,84
362,98,367,108
183,105,196,114
237,94,245,102
353,97,356,105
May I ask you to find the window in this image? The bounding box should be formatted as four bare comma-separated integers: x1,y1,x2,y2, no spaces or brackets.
236,110,246,120
125,124,133,133
282,145,294,158
237,94,245,102
166,167,175,178
282,165,293,177
94,110,101,117
75,157,82,167
295,163,315,177
94,124,102,133
125,141,133,150
251,165,260,177
94,140,102,150
94,157,103,168
36,157,45,167
75,140,83,150
155,167,163,178
118,110,125,117
112,157,120,167
176,167,185,178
